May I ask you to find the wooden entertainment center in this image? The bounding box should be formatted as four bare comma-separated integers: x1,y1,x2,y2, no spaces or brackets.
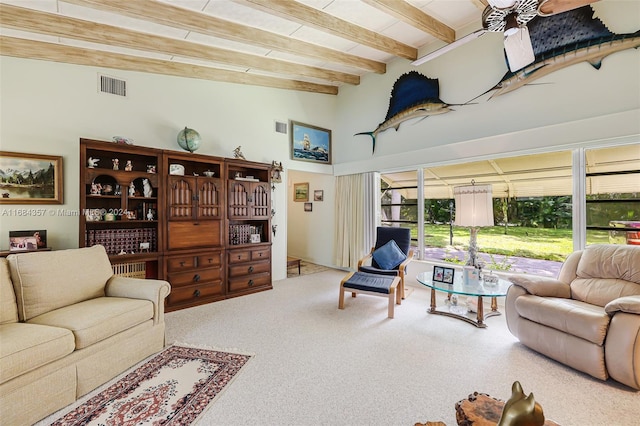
79,138,272,311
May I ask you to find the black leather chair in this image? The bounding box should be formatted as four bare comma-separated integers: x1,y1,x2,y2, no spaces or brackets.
358,227,414,299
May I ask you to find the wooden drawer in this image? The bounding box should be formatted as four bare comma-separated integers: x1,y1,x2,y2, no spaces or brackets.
228,250,251,263
228,273,270,292
168,220,221,250
167,282,224,305
251,248,270,261
197,253,222,268
228,260,270,278
168,268,222,287
166,255,196,272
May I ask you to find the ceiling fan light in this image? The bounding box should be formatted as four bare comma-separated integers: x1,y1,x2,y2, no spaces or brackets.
504,12,520,36
504,25,535,72
487,0,517,9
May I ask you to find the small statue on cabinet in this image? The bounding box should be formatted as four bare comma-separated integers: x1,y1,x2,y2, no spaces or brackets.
124,160,133,171
147,209,154,221
87,157,99,168
233,146,246,160
90,183,102,195
129,181,136,197
142,179,152,198
112,158,119,170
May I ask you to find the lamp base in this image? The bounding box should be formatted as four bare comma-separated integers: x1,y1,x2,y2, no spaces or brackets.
467,227,480,268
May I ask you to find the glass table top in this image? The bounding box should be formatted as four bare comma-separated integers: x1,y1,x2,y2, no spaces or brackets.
416,271,511,297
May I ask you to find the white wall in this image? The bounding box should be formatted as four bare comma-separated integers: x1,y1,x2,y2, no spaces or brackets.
332,1,640,174
0,57,336,280
286,170,335,267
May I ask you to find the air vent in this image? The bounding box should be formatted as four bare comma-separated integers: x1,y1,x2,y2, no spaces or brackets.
275,121,287,134
98,74,127,97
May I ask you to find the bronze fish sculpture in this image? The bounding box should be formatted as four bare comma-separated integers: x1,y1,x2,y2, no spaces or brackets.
488,6,640,99
355,71,454,154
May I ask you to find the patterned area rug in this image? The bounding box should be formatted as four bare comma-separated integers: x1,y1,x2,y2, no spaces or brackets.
287,261,330,278
49,345,252,425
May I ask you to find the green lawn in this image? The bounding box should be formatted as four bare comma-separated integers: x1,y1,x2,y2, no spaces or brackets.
416,224,610,262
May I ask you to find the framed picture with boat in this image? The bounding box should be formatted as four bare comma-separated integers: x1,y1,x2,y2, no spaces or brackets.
0,151,63,204
290,120,332,164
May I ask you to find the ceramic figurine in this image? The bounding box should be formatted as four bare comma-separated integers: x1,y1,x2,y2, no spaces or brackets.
142,179,152,198
112,158,119,170
147,209,154,221
90,183,102,195
129,181,135,197
87,157,99,168
124,160,133,171
147,165,156,174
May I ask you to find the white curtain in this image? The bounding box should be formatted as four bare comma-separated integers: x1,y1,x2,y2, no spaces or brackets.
334,172,378,269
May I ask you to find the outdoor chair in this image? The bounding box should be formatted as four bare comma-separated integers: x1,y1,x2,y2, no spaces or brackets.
358,226,414,299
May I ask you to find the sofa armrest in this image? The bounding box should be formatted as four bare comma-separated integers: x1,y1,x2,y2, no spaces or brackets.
106,276,171,324
508,275,571,298
605,295,640,316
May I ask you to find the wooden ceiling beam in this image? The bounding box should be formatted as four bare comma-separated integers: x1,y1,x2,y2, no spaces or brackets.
235,0,417,61
361,0,455,44
0,36,339,95
61,0,386,74
0,3,359,85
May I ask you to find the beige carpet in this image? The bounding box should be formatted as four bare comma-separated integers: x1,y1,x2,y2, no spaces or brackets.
158,269,638,425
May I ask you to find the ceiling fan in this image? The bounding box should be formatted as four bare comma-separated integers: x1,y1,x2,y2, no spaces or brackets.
412,0,600,72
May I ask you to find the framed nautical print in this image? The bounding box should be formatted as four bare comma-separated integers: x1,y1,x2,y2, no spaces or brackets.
290,120,331,164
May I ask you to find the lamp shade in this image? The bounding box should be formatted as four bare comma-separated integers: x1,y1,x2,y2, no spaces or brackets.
454,184,494,227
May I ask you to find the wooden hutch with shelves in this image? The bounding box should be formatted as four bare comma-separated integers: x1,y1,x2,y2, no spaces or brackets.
79,138,163,279
79,138,272,312
225,159,272,298
162,151,226,311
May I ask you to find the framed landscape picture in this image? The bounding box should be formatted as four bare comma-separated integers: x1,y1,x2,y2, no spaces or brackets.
290,120,331,164
0,151,63,204
293,182,309,202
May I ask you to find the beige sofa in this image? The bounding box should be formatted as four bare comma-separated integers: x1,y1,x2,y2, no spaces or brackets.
0,245,171,425
505,244,640,390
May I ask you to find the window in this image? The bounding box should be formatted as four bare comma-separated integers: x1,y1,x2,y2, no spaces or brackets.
585,145,640,246
380,170,417,243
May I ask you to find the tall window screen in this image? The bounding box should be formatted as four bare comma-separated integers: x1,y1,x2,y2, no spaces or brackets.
380,170,417,241
585,144,640,246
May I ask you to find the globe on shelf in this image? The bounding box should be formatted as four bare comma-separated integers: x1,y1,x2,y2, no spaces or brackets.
177,127,201,153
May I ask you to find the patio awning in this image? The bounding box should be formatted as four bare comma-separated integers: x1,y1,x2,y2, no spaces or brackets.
382,144,640,199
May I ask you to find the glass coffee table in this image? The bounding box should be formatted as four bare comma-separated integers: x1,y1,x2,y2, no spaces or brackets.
416,271,512,328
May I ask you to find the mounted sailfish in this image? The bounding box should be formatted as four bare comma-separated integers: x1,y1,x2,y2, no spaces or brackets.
355,71,455,154
487,6,640,99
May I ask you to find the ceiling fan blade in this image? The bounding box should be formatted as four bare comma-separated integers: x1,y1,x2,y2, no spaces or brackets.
504,26,535,72
537,0,600,17
412,29,487,66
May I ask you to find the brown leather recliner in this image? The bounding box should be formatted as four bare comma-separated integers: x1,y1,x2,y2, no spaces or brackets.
505,244,640,390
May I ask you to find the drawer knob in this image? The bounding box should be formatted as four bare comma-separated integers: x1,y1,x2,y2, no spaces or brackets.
194,289,201,297
248,266,254,273
208,258,213,263
193,274,201,282
237,255,242,259
248,279,254,287
180,261,185,267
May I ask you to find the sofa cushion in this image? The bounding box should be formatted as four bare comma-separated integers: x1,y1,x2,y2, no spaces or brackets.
0,322,75,384
514,295,610,345
571,245,640,307
27,297,154,349
0,259,18,324
8,245,114,321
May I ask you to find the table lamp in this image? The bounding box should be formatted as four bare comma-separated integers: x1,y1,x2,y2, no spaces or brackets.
454,180,494,268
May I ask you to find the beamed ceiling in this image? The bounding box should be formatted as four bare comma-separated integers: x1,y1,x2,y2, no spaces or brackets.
0,0,493,95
